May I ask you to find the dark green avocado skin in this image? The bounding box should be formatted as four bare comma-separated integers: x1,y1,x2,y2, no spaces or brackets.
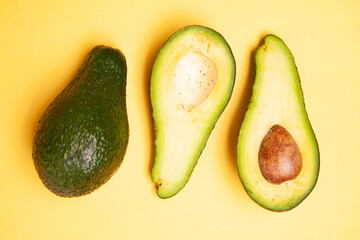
33,45,129,197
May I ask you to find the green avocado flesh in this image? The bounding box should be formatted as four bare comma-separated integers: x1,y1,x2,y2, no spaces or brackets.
151,25,235,198
33,46,129,197
237,35,319,211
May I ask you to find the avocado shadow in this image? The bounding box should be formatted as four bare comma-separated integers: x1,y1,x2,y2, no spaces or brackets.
226,47,256,179
225,33,270,192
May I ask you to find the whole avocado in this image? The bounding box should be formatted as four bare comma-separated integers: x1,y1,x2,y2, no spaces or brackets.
33,45,129,197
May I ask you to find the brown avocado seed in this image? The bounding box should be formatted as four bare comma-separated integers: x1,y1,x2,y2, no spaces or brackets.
258,125,302,184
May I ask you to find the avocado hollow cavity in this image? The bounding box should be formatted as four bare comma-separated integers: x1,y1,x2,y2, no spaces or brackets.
174,51,218,109
258,124,302,185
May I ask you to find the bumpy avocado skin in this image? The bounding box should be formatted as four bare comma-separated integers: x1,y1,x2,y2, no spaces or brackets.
33,46,129,197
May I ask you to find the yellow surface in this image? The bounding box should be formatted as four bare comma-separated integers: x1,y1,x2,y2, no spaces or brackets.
0,0,359,239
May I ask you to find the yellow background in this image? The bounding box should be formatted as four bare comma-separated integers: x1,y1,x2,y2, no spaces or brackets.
1,0,359,239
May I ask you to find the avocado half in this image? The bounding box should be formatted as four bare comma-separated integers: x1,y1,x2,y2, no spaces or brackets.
151,25,236,198
237,35,319,211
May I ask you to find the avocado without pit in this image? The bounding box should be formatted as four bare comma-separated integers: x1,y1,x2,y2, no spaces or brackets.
237,35,319,211
151,25,236,198
33,45,129,197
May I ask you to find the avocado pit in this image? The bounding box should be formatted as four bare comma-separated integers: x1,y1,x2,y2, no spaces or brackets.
258,124,302,184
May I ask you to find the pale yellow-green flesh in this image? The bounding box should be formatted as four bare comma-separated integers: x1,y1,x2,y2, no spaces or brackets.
151,26,235,198
237,35,319,211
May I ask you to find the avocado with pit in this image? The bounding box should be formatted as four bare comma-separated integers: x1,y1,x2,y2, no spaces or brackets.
151,25,236,198
33,45,129,197
237,35,319,211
